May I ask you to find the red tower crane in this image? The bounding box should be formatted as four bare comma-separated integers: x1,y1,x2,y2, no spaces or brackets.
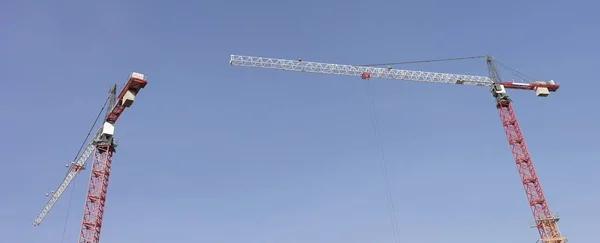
229,54,566,243
33,72,148,243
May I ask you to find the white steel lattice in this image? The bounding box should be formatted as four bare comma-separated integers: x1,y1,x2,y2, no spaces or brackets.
230,55,495,87
33,128,101,226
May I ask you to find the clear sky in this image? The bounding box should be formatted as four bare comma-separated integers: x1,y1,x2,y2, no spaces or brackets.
1,0,598,242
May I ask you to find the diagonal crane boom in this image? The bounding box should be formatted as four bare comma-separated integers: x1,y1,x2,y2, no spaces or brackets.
33,85,118,226
33,137,97,226
229,54,566,243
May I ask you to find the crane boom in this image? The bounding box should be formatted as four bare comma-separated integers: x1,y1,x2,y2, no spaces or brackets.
33,135,99,226
229,55,559,93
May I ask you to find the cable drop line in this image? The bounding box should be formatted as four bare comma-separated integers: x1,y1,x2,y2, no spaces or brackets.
73,96,110,160
364,80,401,243
60,181,76,243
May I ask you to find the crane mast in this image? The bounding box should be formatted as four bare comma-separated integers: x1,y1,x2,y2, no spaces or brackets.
229,54,566,243
486,56,565,243
33,72,148,243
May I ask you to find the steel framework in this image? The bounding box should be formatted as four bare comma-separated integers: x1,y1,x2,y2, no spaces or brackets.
33,72,148,243
79,145,114,243
497,102,564,242
229,54,566,243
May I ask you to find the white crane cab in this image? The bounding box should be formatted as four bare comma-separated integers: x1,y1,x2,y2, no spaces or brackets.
492,83,507,95
101,122,115,138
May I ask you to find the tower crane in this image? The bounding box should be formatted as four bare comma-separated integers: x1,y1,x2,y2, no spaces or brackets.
229,54,566,243
33,72,148,243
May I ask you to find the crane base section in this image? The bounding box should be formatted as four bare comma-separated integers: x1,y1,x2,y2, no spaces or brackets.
541,237,568,243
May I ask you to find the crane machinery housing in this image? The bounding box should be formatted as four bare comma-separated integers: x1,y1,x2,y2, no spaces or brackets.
229,54,566,243
33,72,148,243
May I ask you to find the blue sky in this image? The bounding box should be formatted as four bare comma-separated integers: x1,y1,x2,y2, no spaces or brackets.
1,0,598,242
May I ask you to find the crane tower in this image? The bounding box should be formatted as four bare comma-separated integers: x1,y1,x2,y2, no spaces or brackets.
228,54,566,243
33,72,148,243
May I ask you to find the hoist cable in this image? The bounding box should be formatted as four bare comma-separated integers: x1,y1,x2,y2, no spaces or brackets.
364,80,401,243
73,96,111,161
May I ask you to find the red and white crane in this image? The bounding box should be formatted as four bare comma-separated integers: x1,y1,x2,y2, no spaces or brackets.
33,72,148,243
229,54,566,243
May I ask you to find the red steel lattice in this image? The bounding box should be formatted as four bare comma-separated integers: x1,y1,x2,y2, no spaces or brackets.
497,102,564,243
78,145,114,243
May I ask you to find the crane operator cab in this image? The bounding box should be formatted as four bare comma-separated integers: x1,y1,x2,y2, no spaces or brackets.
491,83,511,106
94,122,115,147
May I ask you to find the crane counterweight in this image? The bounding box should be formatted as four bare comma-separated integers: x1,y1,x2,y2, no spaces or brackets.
106,72,147,123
